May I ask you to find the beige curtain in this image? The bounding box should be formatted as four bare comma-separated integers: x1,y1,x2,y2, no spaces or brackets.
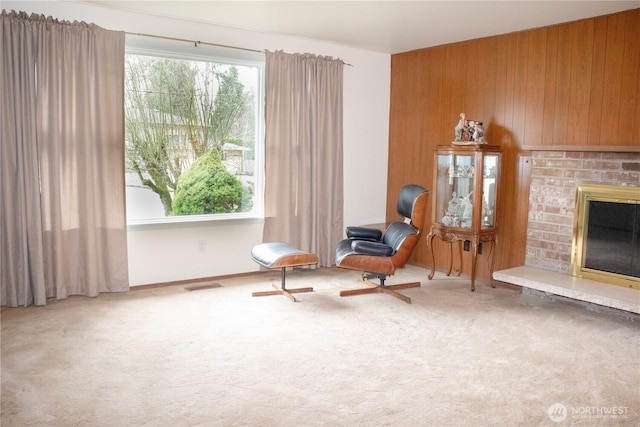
263,50,344,267
1,11,129,307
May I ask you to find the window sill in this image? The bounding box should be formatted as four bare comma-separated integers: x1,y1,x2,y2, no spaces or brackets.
127,213,264,231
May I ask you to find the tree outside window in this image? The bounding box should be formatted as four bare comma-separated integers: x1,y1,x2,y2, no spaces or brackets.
124,53,261,221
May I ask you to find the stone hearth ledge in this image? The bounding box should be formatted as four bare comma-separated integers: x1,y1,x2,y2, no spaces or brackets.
494,266,640,314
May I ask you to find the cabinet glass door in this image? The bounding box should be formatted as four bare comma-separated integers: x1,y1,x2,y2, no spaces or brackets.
435,154,475,229
481,154,498,229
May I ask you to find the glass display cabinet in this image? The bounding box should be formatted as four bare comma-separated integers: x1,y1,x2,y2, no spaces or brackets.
426,144,502,291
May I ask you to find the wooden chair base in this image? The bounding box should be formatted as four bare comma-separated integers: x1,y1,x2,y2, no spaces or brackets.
252,282,314,302
339,278,420,304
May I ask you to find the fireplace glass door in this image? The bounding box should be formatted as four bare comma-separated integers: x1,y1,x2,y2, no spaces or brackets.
571,183,640,289
584,200,640,278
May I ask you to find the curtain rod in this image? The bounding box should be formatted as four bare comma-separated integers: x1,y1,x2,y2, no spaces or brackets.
125,32,263,53
125,31,353,66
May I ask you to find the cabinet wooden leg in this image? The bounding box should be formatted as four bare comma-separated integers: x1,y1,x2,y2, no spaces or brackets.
427,233,436,280
456,240,462,276
446,242,453,276
427,232,436,280
488,238,497,288
470,240,478,292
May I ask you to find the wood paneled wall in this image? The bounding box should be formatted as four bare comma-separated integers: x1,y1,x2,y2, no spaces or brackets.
387,9,640,280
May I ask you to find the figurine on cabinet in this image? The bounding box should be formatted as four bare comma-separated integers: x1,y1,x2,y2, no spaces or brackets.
454,113,467,141
471,121,485,142
453,113,486,144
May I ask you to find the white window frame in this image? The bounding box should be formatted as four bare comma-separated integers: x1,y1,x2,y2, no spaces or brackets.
124,35,265,227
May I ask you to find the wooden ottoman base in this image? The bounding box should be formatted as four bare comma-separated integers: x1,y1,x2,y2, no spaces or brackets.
250,242,318,302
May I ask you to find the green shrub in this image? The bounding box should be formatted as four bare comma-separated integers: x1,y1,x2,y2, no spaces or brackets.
172,150,252,215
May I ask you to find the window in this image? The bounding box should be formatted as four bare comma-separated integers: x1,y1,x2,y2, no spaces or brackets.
124,36,264,224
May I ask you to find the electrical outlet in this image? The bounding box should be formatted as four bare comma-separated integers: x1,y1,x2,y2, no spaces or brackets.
463,240,482,254
198,239,206,253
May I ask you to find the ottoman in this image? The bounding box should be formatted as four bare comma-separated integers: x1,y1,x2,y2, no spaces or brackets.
250,242,318,302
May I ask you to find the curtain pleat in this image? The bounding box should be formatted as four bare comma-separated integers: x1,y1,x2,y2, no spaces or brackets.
263,50,344,266
0,11,129,307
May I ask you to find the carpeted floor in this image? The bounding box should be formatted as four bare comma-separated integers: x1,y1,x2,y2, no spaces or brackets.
2,265,639,426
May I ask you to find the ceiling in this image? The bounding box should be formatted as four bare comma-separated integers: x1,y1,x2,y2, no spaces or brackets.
79,1,639,54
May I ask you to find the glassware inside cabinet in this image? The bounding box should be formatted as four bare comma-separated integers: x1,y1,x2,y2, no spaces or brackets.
435,153,475,229
481,154,498,229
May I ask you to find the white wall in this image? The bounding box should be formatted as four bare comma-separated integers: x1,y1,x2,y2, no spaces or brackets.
6,1,391,285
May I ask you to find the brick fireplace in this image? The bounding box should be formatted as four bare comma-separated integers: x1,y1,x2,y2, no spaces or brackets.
494,149,640,314
526,150,640,274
